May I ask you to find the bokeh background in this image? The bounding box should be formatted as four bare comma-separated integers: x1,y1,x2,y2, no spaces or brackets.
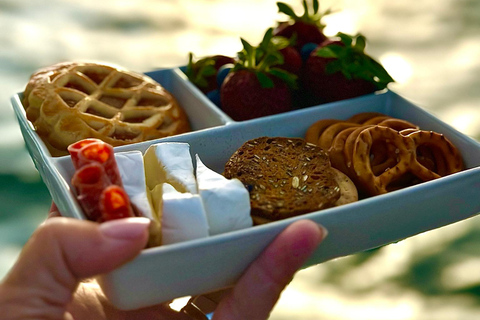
1,0,480,319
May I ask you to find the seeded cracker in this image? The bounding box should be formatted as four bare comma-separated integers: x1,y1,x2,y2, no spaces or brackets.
224,137,343,221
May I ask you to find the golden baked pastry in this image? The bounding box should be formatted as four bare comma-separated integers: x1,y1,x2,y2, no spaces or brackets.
23,61,190,156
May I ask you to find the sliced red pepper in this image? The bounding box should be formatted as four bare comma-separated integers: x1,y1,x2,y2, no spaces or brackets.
99,185,135,221
68,138,123,187
68,138,101,166
69,139,135,223
71,163,110,222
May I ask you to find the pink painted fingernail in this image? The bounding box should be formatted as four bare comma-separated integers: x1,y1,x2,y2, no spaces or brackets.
99,217,150,240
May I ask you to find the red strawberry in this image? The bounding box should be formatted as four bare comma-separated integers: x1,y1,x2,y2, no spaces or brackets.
279,46,302,74
273,0,332,51
220,29,297,121
221,70,292,120
185,54,235,93
301,33,394,104
269,33,303,75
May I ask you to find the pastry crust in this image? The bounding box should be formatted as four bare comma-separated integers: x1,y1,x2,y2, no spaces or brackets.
23,61,190,156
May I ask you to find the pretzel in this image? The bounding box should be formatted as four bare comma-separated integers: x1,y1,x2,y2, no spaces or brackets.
377,118,418,131
363,115,418,131
305,119,341,145
351,127,463,196
305,112,464,197
307,114,417,150
363,116,392,125
318,122,360,150
402,129,464,179
329,126,360,175
399,128,419,135
347,112,385,124
23,61,190,156
350,126,416,195
343,126,374,175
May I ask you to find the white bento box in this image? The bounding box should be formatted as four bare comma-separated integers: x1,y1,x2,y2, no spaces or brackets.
11,67,480,310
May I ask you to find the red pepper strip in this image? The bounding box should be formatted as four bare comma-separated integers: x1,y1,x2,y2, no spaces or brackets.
99,185,135,222
68,139,123,187
71,163,111,222
68,138,102,167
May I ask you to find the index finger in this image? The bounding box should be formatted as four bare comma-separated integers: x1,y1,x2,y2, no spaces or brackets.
48,202,61,218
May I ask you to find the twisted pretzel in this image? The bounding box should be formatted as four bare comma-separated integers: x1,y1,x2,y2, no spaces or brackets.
304,112,464,197
343,126,373,175
348,112,385,124
401,129,464,179
363,115,391,125
329,126,361,175
305,119,341,145
351,127,463,196
306,113,418,151
377,118,418,131
318,122,360,150
351,126,416,195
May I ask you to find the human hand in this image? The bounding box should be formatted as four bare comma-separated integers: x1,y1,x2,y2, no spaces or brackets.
0,203,327,320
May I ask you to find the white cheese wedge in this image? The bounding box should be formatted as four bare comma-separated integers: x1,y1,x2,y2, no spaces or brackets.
143,142,197,194
195,154,252,236
160,183,209,245
115,151,162,247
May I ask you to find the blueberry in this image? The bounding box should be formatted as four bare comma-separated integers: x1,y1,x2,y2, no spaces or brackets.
300,43,318,61
206,89,221,108
216,64,233,87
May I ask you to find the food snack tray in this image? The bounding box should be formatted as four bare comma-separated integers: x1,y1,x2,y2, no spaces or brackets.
11,67,480,310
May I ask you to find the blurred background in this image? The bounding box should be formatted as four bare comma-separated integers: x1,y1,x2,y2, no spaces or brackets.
1,0,480,319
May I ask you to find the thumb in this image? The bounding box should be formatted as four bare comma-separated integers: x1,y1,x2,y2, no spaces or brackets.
213,220,326,320
0,216,149,319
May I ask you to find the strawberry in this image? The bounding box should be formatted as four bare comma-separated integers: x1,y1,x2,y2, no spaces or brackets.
278,46,302,74
221,70,292,120
220,29,297,121
185,54,235,94
273,0,332,51
301,33,394,104
271,34,303,75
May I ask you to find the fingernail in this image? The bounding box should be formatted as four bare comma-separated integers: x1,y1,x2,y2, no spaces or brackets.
318,224,329,241
99,217,150,240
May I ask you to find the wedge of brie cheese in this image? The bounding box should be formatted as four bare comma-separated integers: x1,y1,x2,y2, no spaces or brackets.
161,183,209,245
143,142,197,194
195,154,252,236
115,151,162,247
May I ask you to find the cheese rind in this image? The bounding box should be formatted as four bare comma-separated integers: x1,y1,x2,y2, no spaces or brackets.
195,154,252,235
160,183,209,245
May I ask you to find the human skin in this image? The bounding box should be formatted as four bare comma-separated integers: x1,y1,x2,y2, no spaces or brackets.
0,205,327,320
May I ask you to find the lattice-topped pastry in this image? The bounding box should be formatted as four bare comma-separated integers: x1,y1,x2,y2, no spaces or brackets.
23,61,191,156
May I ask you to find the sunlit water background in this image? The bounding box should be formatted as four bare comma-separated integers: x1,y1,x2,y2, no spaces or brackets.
1,0,480,319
